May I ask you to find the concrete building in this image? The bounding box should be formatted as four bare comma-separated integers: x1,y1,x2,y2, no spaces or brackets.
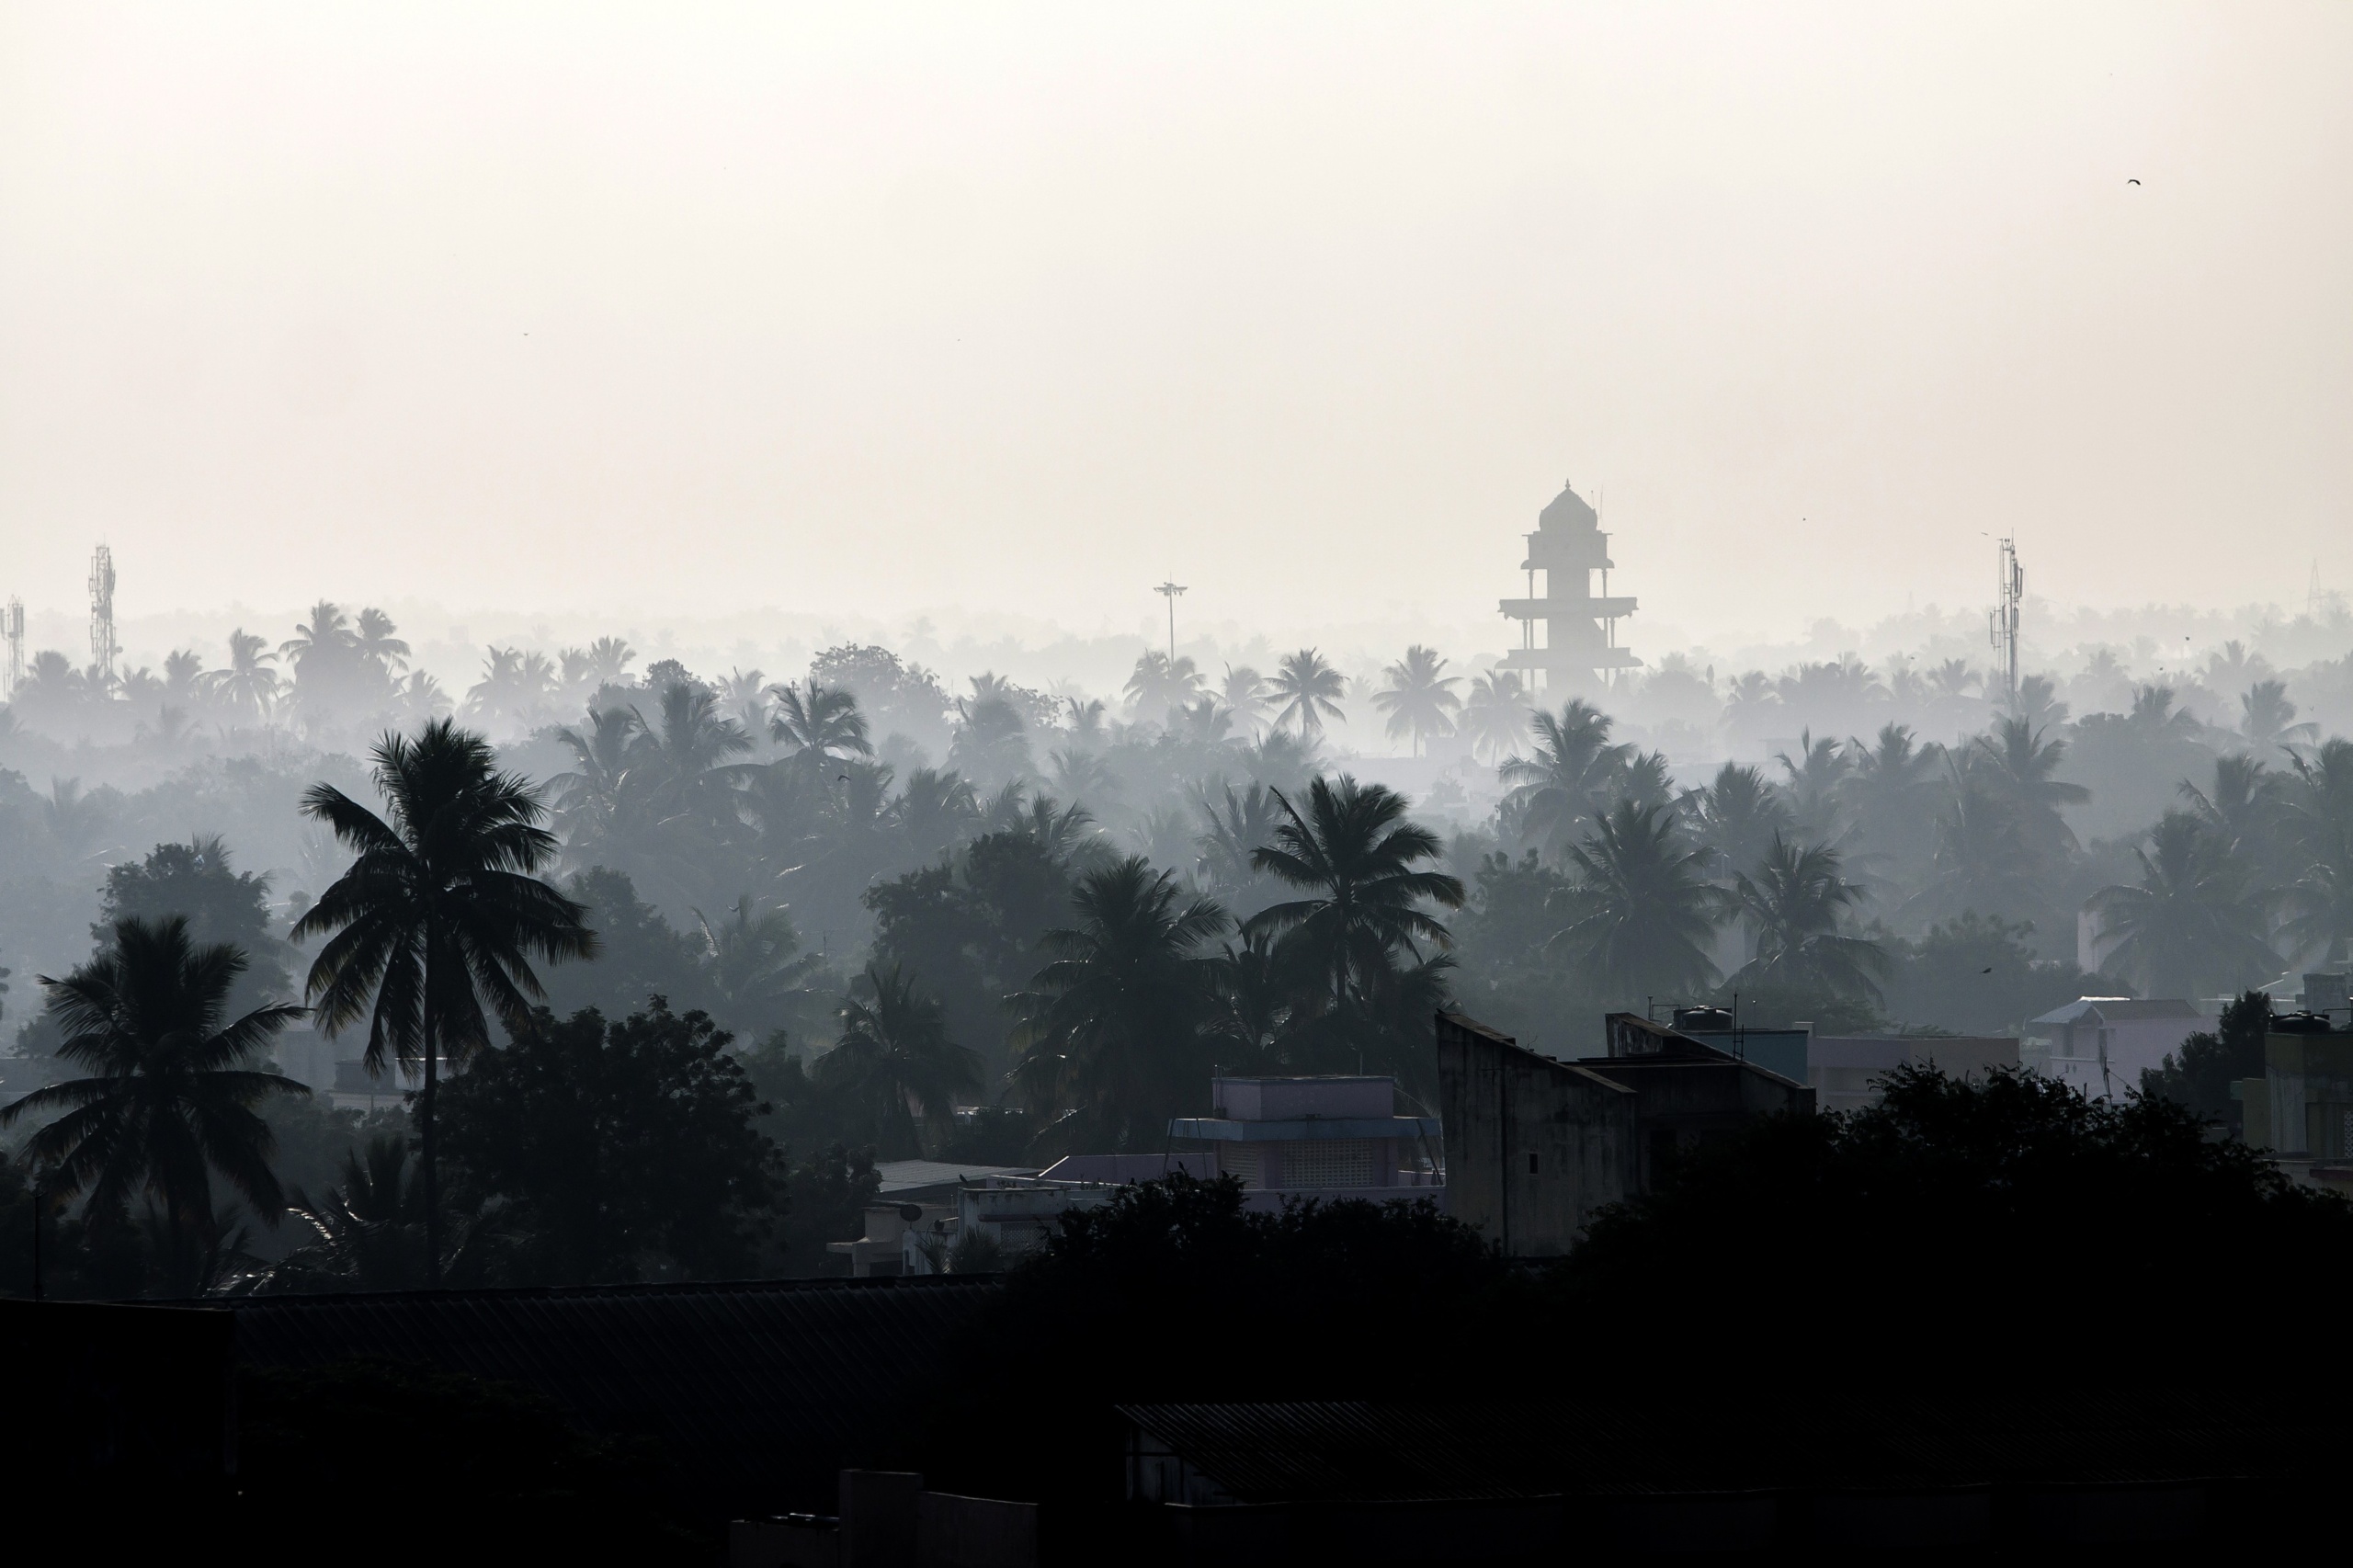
887,1078,1444,1277
1807,1036,2020,1116
1436,1011,1813,1257
826,1160,1035,1278
2020,998,2202,1102
2240,1020,2353,1165
1496,479,1639,693
1166,1074,1443,1199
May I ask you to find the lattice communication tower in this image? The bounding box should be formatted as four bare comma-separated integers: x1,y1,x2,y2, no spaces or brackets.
89,544,117,689
1988,537,2023,706
2,597,23,695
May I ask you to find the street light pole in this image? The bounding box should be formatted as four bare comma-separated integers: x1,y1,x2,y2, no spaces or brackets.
1153,581,1188,662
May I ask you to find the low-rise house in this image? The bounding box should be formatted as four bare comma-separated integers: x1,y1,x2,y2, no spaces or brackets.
2238,1016,2353,1178
2021,997,2202,1102
1166,1074,1444,1200
1807,1036,2019,1115
826,1161,1035,1278
1437,1011,1813,1257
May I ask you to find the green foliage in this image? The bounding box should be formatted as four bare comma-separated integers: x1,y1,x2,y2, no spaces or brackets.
911,1174,1516,1504
1879,913,2099,1034
438,1000,785,1284
237,1359,697,1563
772,1142,881,1276
1558,1064,2353,1380
4,916,307,1294
97,835,291,1009
2142,989,2274,1132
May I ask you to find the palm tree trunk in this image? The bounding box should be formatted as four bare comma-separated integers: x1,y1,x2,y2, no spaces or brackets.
421,935,442,1289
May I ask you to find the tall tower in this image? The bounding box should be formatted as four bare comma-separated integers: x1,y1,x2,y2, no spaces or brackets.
1988,536,2022,706
1498,479,1639,692
3,597,23,695
89,544,118,689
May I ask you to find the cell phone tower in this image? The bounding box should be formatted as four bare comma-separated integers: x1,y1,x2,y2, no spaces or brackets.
1987,536,2023,706
3,597,23,695
89,544,118,690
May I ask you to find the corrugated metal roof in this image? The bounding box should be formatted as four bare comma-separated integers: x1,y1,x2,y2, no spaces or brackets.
232,1275,995,1516
1119,1392,2325,1505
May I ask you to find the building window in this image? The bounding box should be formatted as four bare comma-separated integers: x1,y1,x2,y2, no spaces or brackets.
1218,1143,1262,1188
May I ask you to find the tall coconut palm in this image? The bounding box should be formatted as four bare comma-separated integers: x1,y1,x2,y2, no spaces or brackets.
1907,766,2040,922
1196,780,1285,913
2,916,308,1296
816,964,980,1157
1246,775,1465,1021
203,630,281,722
634,681,756,808
1221,665,1270,735
1370,646,1462,757
720,667,770,737
1729,835,1890,1004
1550,800,1722,1002
768,678,872,760
1459,670,1531,764
2241,680,2318,751
1499,700,1630,858
1773,730,1853,843
2087,812,2279,996
1267,649,1347,740
2280,738,2353,968
354,608,411,687
279,600,358,678
695,895,824,1031
1685,762,1791,879
292,720,595,1283
1011,858,1227,1151
1842,723,1940,871
1123,651,1205,721
1972,717,2090,861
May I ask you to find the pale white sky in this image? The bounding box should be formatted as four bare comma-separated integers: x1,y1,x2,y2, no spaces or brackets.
2,2,2347,652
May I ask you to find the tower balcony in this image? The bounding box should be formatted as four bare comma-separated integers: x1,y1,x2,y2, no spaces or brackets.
1499,597,1638,620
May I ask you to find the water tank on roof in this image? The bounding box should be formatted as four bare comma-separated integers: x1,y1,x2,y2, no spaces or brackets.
1672,1006,1734,1034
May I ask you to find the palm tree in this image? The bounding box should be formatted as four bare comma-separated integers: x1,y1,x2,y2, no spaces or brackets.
1842,723,1940,868
1267,649,1347,740
634,681,756,808
1196,781,1284,911
894,767,982,860
1550,800,1722,1001
203,630,281,722
256,1133,434,1291
292,720,596,1283
2241,680,2318,751
279,600,358,677
948,695,1033,790
695,895,823,1031
1685,762,1791,879
354,608,411,686
1729,835,1890,1004
1247,775,1464,1021
2,916,308,1295
1011,858,1227,1151
1123,651,1206,720
2280,739,2353,969
816,964,981,1157
1221,665,1269,735
1458,670,1531,764
1773,730,1852,842
1908,765,2040,921
1499,700,1630,858
2087,812,2279,996
1370,646,1462,756
721,667,770,736
1972,716,2089,861
768,679,872,760
162,649,205,703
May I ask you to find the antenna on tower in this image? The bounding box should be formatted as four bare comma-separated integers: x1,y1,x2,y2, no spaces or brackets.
2,597,23,696
89,544,118,692
1987,536,2023,707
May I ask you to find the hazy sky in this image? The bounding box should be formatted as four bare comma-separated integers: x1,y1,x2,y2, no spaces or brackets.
3,2,2347,649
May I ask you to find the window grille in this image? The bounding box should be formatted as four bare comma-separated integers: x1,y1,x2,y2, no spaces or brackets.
1281,1139,1374,1190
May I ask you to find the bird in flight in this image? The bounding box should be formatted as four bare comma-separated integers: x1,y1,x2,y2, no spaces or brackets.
2128,178,2142,186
